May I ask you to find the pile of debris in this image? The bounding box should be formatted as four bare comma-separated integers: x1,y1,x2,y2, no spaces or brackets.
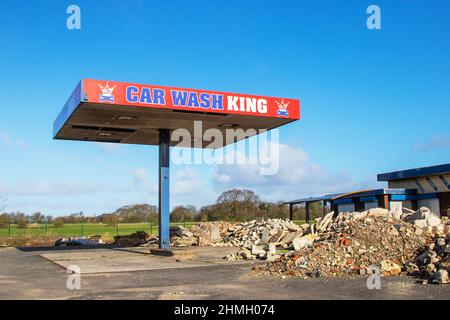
405,235,449,285
55,236,104,246
223,219,304,261
113,231,148,246
254,213,427,277
137,206,448,284
167,222,234,247
251,207,448,284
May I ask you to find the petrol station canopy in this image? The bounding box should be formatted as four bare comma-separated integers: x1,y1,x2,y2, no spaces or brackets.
53,79,300,147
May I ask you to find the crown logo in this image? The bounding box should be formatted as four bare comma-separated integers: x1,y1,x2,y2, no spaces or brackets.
276,99,289,117
98,82,116,103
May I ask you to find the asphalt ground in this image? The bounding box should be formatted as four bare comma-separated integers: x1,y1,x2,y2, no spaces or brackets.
0,246,448,300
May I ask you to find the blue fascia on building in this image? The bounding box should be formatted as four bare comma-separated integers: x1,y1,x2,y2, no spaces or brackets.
377,163,450,182
283,188,440,206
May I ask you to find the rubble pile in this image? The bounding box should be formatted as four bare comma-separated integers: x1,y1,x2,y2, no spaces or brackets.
113,231,148,246
405,235,449,285
252,208,449,284
255,214,427,277
169,226,196,247
223,219,304,261
137,206,448,284
170,222,234,247
55,236,104,246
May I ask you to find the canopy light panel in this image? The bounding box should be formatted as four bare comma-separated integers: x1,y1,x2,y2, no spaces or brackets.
53,79,300,147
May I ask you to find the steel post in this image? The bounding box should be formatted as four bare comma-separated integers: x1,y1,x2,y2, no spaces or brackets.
159,129,170,249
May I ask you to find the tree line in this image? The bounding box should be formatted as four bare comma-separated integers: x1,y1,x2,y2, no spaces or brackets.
0,190,327,228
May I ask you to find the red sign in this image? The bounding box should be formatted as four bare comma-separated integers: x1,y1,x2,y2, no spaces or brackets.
83,79,300,120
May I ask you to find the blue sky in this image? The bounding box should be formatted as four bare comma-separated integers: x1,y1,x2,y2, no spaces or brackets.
0,0,449,216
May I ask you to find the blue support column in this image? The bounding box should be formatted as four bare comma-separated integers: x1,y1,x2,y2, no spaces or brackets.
159,129,170,249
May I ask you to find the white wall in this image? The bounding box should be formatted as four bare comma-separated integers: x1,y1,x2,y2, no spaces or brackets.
418,199,440,216
390,201,403,212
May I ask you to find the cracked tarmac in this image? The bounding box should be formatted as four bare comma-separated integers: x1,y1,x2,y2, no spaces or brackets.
0,246,448,300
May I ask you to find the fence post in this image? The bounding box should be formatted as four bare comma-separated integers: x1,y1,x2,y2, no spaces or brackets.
116,224,119,236
150,222,153,235
45,222,48,235
183,220,186,228
81,222,84,237
8,223,11,237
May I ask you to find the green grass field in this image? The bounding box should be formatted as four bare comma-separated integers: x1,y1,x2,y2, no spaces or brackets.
0,222,196,240
0,220,307,241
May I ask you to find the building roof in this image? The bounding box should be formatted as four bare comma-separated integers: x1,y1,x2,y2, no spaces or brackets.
284,188,416,205
283,193,344,205
53,79,300,148
377,163,450,181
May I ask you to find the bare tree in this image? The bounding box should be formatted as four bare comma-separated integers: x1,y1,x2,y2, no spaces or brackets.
31,212,45,224
170,206,195,222
215,189,261,219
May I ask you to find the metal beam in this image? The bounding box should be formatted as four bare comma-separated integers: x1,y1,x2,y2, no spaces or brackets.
158,129,170,249
289,203,293,221
305,202,310,223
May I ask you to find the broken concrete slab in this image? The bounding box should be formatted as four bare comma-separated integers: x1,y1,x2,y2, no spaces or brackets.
292,234,318,251
380,260,402,276
261,228,270,243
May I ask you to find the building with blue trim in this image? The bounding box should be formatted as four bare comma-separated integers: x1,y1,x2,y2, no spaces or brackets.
284,163,450,222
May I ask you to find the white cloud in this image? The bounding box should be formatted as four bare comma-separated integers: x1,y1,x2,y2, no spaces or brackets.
16,139,28,149
215,173,231,184
412,135,450,152
130,168,149,185
171,168,217,207
0,178,158,215
0,130,11,146
212,143,375,202
0,129,28,149
0,180,108,197
172,168,205,196
97,142,121,152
